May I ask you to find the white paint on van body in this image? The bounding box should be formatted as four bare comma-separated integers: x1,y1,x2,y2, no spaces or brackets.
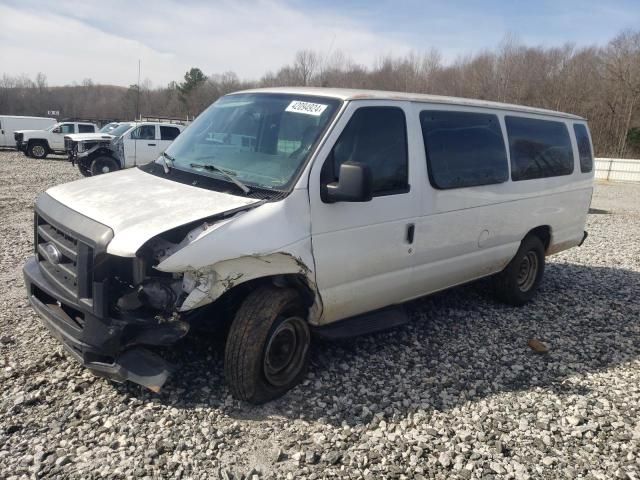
38,88,594,327
0,115,56,147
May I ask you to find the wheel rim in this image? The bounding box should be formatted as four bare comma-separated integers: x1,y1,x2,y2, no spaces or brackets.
516,251,538,292
32,145,45,157
101,164,111,173
263,316,309,387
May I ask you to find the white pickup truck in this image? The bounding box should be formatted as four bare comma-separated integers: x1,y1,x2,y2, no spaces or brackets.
65,121,184,175
16,121,98,158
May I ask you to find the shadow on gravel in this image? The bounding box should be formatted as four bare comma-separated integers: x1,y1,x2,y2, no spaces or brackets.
115,262,640,427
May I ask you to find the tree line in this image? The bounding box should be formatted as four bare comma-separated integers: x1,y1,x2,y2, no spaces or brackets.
1,30,639,157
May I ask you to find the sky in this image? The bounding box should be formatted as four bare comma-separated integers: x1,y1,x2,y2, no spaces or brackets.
1,0,639,87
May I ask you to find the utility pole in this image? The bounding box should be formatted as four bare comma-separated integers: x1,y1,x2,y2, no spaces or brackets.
135,59,141,121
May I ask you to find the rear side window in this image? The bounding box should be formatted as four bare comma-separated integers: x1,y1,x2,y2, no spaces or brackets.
78,124,95,133
420,110,508,189
328,107,408,195
160,126,180,141
573,124,593,173
506,116,574,181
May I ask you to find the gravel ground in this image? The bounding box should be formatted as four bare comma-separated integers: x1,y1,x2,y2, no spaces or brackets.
1,149,639,480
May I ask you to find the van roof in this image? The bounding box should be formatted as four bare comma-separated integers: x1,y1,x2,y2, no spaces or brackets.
0,115,56,120
234,87,585,121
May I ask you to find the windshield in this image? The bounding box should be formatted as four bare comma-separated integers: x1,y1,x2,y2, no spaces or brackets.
99,122,118,133
162,93,341,191
108,123,134,137
45,123,61,132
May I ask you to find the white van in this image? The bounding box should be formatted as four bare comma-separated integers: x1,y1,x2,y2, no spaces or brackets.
0,115,56,148
23,88,594,403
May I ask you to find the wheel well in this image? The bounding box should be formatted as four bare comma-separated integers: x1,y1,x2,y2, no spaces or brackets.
526,226,551,252
28,138,49,150
187,274,317,333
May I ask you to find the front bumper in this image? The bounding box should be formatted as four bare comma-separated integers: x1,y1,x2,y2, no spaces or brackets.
23,256,187,391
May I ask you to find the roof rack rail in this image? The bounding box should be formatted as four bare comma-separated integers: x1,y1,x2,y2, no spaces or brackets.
136,115,193,125
60,118,122,127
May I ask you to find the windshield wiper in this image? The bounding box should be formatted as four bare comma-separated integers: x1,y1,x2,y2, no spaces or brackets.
161,151,175,174
189,162,251,194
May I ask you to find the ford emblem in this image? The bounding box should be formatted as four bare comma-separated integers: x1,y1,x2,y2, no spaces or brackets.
43,243,62,265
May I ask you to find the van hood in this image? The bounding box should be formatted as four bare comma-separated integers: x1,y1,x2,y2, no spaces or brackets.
45,167,261,257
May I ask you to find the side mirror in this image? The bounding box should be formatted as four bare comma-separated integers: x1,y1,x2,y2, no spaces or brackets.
323,162,373,203
53,127,61,133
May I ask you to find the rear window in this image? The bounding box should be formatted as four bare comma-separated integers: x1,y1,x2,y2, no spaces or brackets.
506,116,574,181
420,110,509,189
78,124,95,133
573,124,593,173
160,126,180,141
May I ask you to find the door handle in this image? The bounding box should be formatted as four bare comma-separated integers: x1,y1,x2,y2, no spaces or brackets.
148,143,156,146
406,223,415,244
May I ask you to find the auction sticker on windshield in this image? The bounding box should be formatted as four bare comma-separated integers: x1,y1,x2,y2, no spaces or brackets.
285,100,328,116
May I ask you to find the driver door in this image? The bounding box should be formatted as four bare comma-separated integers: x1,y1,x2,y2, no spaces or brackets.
308,101,422,324
52,123,75,150
126,124,158,166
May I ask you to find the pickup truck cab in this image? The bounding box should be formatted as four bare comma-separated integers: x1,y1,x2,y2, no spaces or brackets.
65,121,184,175
16,121,98,158
23,88,594,403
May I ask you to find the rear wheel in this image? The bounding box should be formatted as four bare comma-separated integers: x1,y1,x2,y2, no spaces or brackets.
224,286,310,404
493,235,545,306
90,156,119,175
28,141,48,159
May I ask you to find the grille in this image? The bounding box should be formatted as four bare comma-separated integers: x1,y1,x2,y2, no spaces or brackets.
15,132,23,144
64,137,73,152
36,215,93,301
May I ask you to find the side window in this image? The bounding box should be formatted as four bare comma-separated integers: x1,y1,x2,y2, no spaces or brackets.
160,126,180,141
60,124,75,134
328,107,408,195
131,125,156,140
573,124,593,173
78,124,94,133
420,110,508,189
506,116,574,181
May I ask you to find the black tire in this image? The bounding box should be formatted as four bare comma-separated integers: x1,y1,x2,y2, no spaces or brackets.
28,141,48,159
224,286,310,404
90,156,119,175
493,235,545,306
78,164,92,177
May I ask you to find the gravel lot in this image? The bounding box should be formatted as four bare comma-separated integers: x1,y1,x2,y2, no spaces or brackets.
1,149,639,480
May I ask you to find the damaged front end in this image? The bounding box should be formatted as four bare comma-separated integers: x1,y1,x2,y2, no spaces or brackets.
65,134,116,167
23,195,197,392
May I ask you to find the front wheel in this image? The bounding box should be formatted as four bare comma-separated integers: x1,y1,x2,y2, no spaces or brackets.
78,164,92,177
224,286,310,404
28,142,48,159
492,235,545,306
90,156,119,175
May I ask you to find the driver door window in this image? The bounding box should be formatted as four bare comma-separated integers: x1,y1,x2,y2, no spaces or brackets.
60,124,75,134
131,125,156,140
325,107,409,195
